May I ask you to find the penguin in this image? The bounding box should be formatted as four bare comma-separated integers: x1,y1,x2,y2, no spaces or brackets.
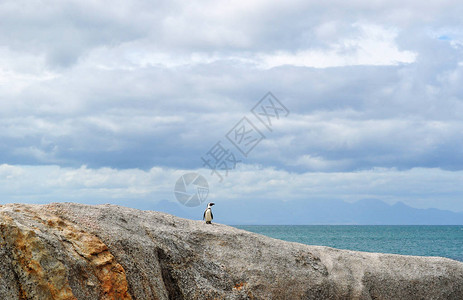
203,202,215,224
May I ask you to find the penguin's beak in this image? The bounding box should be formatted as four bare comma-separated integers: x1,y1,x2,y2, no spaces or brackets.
210,203,215,206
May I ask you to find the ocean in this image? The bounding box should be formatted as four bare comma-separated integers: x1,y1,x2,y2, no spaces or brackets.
233,225,463,262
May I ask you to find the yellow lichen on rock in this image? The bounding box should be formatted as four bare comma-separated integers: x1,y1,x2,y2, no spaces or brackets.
42,215,132,300
0,207,132,300
0,214,77,300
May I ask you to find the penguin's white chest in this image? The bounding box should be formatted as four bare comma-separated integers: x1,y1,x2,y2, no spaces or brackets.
205,209,212,222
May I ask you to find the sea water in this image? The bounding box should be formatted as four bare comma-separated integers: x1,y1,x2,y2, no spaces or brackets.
233,225,463,262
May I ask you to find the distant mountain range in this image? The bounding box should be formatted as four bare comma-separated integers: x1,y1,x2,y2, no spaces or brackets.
147,198,463,225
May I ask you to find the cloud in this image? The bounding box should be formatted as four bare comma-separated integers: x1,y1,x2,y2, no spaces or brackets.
258,24,417,68
0,163,175,203
1,60,463,171
1,0,463,212
1,163,463,212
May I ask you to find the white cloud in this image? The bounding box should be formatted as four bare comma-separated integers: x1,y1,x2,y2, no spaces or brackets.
1,163,463,212
0,164,175,202
72,23,417,70
0,47,56,94
258,24,417,68
292,154,351,171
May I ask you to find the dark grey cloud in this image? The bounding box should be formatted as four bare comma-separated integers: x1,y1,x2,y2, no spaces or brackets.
2,56,463,172
0,0,166,67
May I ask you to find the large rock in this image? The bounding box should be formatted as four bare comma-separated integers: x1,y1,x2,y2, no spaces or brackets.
0,203,462,300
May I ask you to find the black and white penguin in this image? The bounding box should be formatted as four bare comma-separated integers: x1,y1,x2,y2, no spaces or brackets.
203,202,215,224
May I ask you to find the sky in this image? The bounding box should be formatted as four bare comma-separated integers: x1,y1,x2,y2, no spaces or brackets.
1,0,463,214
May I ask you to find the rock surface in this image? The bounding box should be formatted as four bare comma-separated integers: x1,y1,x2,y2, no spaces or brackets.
0,203,462,300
